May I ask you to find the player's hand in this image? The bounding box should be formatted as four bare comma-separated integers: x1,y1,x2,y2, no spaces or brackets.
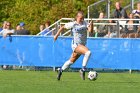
90,19,93,24
54,35,58,41
3,33,7,38
89,19,93,27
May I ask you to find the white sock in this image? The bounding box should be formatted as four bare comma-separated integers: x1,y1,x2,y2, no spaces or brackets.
82,51,91,68
61,60,73,71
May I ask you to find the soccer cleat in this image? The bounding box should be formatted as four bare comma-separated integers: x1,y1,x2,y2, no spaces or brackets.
57,68,62,80
79,69,85,80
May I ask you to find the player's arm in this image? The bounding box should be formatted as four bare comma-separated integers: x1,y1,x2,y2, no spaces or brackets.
3,32,13,38
54,22,73,41
87,19,93,33
54,26,65,41
3,30,14,38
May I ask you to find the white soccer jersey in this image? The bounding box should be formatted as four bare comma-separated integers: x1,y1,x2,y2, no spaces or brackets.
64,21,88,45
0,29,14,35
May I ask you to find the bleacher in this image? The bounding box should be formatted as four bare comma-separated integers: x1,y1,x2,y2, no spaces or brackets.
37,0,140,38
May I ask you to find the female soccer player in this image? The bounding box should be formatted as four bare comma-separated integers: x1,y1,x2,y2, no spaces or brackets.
54,11,93,80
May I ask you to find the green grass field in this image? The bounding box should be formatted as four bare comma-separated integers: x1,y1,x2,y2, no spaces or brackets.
0,70,140,93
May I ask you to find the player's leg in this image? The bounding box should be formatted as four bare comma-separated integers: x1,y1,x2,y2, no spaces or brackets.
75,44,91,80
57,52,81,80
75,44,91,70
62,52,81,70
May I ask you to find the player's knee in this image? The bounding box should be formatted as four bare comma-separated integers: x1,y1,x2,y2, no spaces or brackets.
85,51,91,57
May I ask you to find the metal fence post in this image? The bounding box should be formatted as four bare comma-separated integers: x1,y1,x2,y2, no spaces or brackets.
88,6,90,20
117,20,120,38
107,0,110,18
130,0,134,12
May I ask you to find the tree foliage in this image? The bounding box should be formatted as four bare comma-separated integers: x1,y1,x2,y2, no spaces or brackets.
0,0,135,34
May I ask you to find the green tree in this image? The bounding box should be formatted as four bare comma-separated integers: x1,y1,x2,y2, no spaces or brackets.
0,0,133,34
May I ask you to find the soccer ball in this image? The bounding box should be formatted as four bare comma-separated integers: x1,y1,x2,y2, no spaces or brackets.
88,71,98,81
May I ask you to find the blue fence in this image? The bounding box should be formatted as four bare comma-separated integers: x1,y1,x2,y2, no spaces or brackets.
0,36,140,70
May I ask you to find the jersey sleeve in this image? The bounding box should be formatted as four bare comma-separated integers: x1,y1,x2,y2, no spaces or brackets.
132,10,136,14
10,29,14,33
64,22,74,29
